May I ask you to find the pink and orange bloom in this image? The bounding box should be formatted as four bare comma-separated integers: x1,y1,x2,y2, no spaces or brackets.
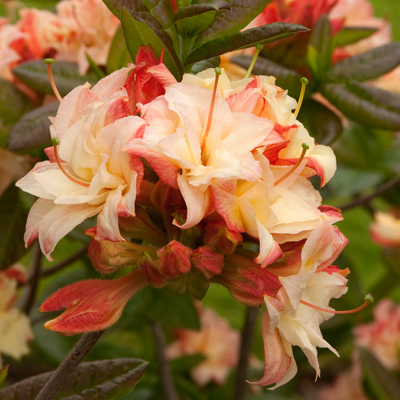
16,44,352,387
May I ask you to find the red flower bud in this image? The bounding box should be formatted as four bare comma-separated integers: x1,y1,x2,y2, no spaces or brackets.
156,240,192,278
192,246,224,280
204,219,243,255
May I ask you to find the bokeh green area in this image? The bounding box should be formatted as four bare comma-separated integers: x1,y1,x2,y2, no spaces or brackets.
2,1,400,400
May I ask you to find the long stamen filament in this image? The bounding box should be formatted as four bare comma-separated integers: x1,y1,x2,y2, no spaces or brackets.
244,44,263,79
294,77,308,118
300,294,374,315
52,138,90,187
274,142,309,187
45,59,63,103
203,67,222,147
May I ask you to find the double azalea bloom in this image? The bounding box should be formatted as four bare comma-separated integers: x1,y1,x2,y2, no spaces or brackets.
17,50,352,387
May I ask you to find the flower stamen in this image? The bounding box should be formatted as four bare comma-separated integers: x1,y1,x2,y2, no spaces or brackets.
52,138,90,187
244,44,263,79
44,59,63,103
294,77,308,118
274,142,309,187
300,294,374,314
204,67,222,140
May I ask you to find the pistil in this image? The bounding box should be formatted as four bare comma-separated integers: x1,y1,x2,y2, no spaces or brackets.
294,77,308,118
274,142,309,187
44,59,63,103
52,138,90,187
300,294,374,315
244,44,263,79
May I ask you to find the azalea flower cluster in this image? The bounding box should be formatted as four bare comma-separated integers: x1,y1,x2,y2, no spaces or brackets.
17,45,351,387
0,0,119,81
0,264,33,367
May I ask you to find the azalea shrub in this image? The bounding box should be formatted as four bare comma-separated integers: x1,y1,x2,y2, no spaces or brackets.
1,0,400,400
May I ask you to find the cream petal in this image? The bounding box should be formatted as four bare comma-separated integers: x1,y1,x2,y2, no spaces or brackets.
91,65,133,99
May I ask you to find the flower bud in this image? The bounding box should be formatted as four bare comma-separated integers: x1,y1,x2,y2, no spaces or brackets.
204,219,243,255
156,240,192,278
212,254,282,306
86,228,157,274
192,246,224,280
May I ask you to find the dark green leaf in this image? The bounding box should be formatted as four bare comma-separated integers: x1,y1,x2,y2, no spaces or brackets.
12,61,98,97
327,43,400,82
186,22,308,64
146,287,200,330
7,102,58,151
307,14,333,82
360,348,400,400
19,0,59,8
0,365,8,389
0,185,28,270
174,1,229,38
297,99,343,145
0,78,34,146
333,26,378,47
121,8,183,80
191,56,220,74
231,54,302,97
194,0,272,48
85,53,106,80
107,26,133,74
0,358,149,400
320,81,400,130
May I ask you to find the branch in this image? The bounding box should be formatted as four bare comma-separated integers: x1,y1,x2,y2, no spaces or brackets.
339,175,400,212
21,243,42,315
233,306,259,400
38,245,89,280
35,330,104,400
150,320,179,400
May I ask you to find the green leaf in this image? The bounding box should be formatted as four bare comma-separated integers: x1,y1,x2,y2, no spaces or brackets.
191,56,220,74
231,54,302,97
7,102,58,151
85,53,105,80
146,287,200,330
186,22,308,64
333,26,378,47
107,26,133,74
12,61,98,97
0,365,8,390
194,0,272,49
0,185,28,270
320,81,400,130
327,43,400,82
360,348,400,400
297,99,343,145
0,358,149,400
0,78,34,146
174,1,229,38
307,14,333,82
121,8,183,80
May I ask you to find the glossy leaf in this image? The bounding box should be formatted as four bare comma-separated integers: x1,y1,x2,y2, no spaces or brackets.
107,26,133,74
186,22,308,64
333,26,378,47
146,287,200,330
307,14,333,82
231,54,302,97
194,0,272,49
0,365,8,390
121,8,183,79
0,78,34,146
360,348,400,400
191,56,220,74
174,1,229,38
0,185,28,270
0,358,149,400
320,81,400,130
327,43,400,82
12,61,98,97
297,99,343,145
7,102,58,151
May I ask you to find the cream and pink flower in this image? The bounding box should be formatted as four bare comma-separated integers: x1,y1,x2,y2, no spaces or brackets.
166,304,240,386
0,264,34,367
370,210,400,247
